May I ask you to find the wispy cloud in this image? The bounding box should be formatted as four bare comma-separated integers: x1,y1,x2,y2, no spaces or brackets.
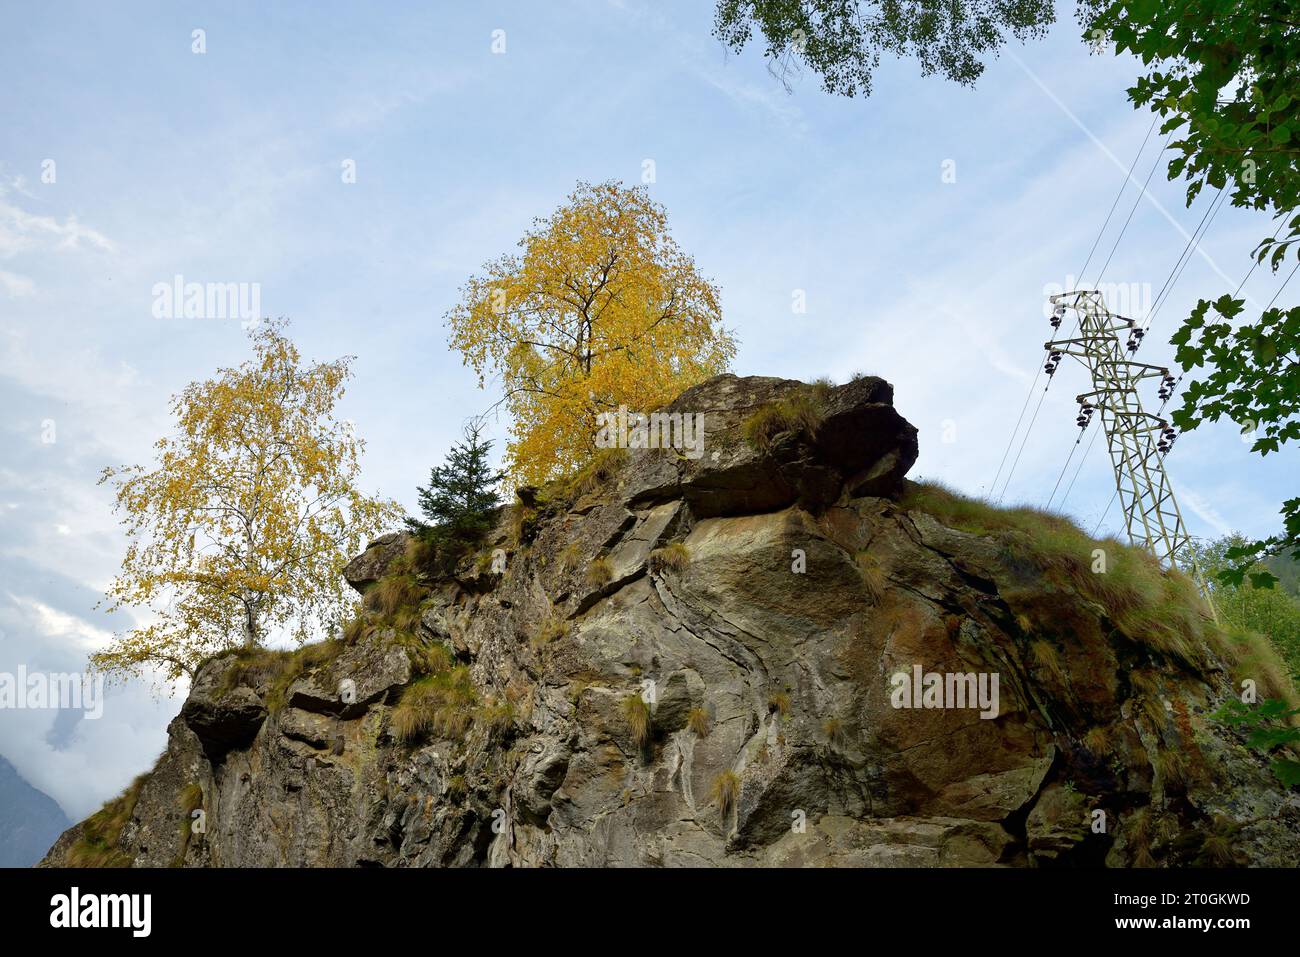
0,269,35,298
0,194,115,258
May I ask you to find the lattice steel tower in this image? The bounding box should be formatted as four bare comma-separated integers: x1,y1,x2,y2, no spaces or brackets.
1043,289,1189,565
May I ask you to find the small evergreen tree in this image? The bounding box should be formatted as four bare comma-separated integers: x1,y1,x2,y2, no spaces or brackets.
406,422,504,548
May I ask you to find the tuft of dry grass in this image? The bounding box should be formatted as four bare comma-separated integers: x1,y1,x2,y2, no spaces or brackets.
1157,750,1188,793
341,615,368,646
172,782,205,866
477,697,515,733
508,504,541,547
1200,833,1238,866
532,612,570,647
710,770,742,819
823,717,845,744
622,693,652,751
587,555,614,588
1083,725,1112,756
569,447,628,500
1030,640,1068,689
1212,624,1299,707
649,542,691,575
390,666,478,743
808,377,836,404
560,542,584,573
768,690,791,717
742,391,825,452
404,638,454,677
855,551,886,603
687,706,711,737
216,639,345,714
365,574,426,618
67,774,149,867
1138,694,1168,729
404,534,440,577
902,480,1227,673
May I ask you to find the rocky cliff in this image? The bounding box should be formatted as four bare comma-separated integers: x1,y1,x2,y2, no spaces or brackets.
42,374,1300,867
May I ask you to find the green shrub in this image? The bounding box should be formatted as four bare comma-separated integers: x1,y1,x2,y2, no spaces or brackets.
1212,696,1300,787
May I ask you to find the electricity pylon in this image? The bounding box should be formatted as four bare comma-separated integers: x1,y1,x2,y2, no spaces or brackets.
1043,289,1191,567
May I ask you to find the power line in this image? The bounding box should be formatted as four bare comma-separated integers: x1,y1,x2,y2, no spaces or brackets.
1141,187,1227,332
1044,430,1081,510
1060,419,1103,504
1090,130,1176,290
1052,185,1224,516
1092,488,1119,537
987,119,1164,501
1265,259,1300,311
998,385,1049,502
1077,114,1160,286
1087,213,1296,542
1155,216,1291,414
988,117,1161,499
989,373,1042,496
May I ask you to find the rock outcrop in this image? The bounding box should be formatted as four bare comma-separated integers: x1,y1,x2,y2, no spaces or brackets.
42,374,1300,867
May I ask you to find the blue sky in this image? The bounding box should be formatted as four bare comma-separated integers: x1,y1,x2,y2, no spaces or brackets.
1,0,1294,819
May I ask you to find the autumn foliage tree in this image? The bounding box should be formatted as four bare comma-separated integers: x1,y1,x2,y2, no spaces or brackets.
95,320,402,686
446,181,738,485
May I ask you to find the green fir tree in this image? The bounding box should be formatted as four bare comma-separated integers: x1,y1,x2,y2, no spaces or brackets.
407,423,504,549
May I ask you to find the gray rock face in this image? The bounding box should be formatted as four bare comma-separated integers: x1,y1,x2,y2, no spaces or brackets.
42,373,1300,868
343,532,407,593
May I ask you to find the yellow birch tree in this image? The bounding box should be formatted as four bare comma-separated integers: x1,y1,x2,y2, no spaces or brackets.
446,180,738,485
94,320,403,686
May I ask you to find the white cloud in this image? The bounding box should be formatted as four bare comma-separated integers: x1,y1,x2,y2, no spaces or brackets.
1180,486,1235,537
0,269,35,298
8,593,115,652
0,197,115,258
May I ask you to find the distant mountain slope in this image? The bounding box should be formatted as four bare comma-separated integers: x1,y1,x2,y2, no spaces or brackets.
0,755,70,867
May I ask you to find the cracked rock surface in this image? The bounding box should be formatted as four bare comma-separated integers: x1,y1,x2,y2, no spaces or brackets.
42,374,1300,868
